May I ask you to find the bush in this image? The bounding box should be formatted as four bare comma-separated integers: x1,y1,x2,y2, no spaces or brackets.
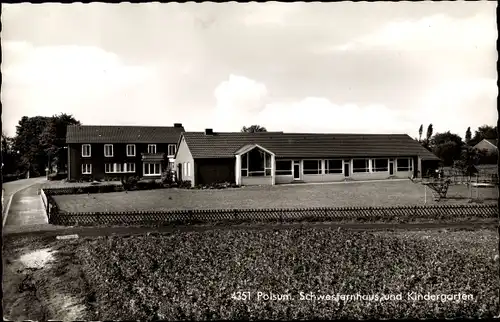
178,180,192,189
122,176,140,191
193,181,239,190
161,170,174,184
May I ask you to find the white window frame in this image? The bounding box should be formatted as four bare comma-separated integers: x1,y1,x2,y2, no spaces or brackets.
325,159,343,174
396,158,413,172
105,163,113,173
148,144,157,154
352,159,370,173
168,144,177,157
115,163,123,173
241,150,272,177
104,144,114,157
303,160,322,175
371,158,389,172
126,163,136,173
187,162,191,176
275,160,292,176
81,163,92,174
241,153,248,177
126,144,136,157
144,162,161,176
81,144,91,157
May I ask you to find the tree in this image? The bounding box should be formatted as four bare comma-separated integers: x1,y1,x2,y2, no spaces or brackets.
455,146,482,180
39,113,80,173
241,125,267,133
465,127,472,144
418,124,423,142
12,114,80,176
431,131,464,166
426,124,433,142
1,132,19,175
469,125,497,146
420,124,434,151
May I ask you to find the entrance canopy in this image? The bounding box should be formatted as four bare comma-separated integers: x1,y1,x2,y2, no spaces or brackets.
235,144,276,184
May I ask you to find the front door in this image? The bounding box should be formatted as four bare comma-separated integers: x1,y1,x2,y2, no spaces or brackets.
293,161,301,180
389,162,394,175
344,162,350,177
177,163,183,181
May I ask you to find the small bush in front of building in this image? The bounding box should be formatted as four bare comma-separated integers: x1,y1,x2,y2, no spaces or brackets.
161,170,174,185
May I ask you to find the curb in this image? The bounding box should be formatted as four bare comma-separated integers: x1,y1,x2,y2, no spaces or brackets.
2,193,15,227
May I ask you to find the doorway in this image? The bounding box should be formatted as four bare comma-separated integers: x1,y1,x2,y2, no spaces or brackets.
293,161,301,180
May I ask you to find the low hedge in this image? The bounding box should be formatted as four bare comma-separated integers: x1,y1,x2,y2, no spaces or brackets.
44,184,124,196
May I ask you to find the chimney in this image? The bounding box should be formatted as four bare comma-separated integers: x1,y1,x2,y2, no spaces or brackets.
205,128,214,135
174,123,182,128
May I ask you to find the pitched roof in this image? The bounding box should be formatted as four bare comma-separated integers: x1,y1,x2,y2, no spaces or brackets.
66,125,185,144
182,132,440,160
485,138,498,147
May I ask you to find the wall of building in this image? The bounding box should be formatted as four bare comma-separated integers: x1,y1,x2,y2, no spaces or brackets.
68,142,174,181
241,176,273,186
174,136,195,185
273,157,416,185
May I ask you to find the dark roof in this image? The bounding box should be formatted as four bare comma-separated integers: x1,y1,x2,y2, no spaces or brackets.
66,125,185,144
182,132,440,160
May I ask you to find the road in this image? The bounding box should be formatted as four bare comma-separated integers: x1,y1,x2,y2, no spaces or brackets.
2,178,48,228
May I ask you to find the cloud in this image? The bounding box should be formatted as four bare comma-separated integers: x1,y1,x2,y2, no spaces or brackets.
3,41,152,87
213,75,268,130
330,12,497,51
242,2,302,26
2,41,158,135
213,74,413,134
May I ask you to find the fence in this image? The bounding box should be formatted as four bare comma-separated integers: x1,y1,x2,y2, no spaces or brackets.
48,204,498,226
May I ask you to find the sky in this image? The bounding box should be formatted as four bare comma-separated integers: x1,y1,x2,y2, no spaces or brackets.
2,2,498,139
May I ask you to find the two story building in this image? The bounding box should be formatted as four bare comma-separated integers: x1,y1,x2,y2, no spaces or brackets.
66,124,185,181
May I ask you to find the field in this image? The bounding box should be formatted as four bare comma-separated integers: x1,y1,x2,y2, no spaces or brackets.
52,180,498,213
3,227,498,320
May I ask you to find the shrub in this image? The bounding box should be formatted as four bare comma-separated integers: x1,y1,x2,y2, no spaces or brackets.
161,170,174,185
178,180,192,189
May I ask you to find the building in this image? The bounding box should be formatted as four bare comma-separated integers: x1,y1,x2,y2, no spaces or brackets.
66,124,185,181
473,138,498,154
174,129,440,187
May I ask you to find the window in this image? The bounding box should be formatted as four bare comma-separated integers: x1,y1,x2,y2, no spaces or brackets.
303,160,321,175
81,144,91,157
187,162,190,176
241,149,273,177
144,163,161,175
241,153,248,177
371,159,388,172
115,163,123,173
353,159,369,173
105,163,113,173
148,144,157,154
397,158,413,172
168,144,176,156
325,160,343,174
126,144,136,157
126,163,136,173
276,160,292,175
104,144,113,157
81,163,92,174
